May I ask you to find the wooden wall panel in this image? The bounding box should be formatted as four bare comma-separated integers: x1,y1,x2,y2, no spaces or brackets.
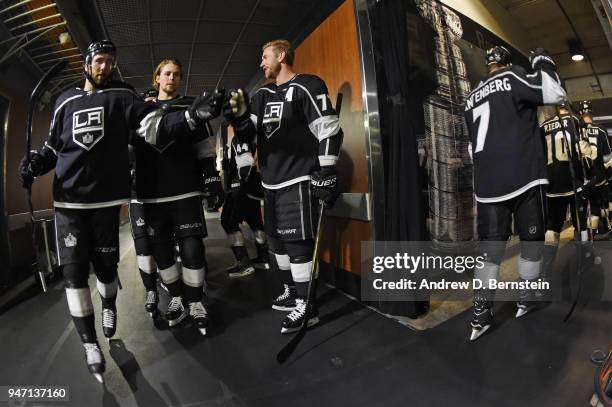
293,0,370,274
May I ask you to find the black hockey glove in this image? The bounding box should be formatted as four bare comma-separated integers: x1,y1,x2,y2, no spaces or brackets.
18,151,44,189
579,179,596,201
311,166,340,208
203,172,224,211
223,89,251,128
529,48,556,72
188,88,225,124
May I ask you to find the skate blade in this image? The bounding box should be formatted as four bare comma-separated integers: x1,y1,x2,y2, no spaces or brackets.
228,267,255,278
93,373,104,384
470,325,491,341
515,306,534,318
168,311,188,327
271,304,297,312
280,317,319,334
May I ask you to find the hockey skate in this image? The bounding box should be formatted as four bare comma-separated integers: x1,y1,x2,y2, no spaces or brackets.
166,296,188,327
145,290,159,317
226,258,255,278
272,284,297,311
102,308,117,340
470,301,493,341
515,286,536,318
253,242,271,269
83,342,105,383
280,298,319,334
188,301,209,335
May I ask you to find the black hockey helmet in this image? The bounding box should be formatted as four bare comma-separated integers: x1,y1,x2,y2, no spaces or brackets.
85,39,117,66
579,100,592,115
485,45,511,66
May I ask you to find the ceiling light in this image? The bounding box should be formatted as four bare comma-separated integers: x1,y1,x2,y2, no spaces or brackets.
568,38,584,62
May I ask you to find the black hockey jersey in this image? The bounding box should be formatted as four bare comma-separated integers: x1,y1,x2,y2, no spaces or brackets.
464,65,565,202
131,95,215,202
226,140,263,199
38,81,193,208
584,123,610,186
541,114,587,197
236,74,342,189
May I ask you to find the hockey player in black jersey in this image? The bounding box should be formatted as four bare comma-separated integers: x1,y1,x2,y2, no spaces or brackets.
540,102,592,292
224,39,343,333
131,58,224,335
464,46,566,341
220,138,270,278
580,101,612,239
17,41,222,381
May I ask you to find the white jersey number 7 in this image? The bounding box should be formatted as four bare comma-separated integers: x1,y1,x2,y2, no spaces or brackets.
473,102,490,154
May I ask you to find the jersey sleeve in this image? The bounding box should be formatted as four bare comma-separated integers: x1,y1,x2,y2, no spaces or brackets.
515,65,566,107
34,94,69,175
297,76,343,167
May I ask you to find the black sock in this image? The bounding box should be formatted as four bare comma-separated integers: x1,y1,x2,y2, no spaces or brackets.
73,314,97,343
139,269,157,291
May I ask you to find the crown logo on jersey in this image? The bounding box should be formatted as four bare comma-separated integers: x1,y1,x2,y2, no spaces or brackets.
64,233,77,247
136,217,145,227
82,133,94,144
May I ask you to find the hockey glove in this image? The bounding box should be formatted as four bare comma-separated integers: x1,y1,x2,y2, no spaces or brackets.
580,179,596,201
311,166,340,208
188,88,225,124
529,48,556,72
18,151,44,189
203,172,224,211
223,89,251,128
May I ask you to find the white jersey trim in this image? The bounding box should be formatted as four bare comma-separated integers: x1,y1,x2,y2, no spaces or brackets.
54,199,128,209
546,190,581,198
263,175,311,190
289,82,322,117
51,93,84,126
44,141,58,156
137,191,202,203
308,115,340,141
476,179,549,203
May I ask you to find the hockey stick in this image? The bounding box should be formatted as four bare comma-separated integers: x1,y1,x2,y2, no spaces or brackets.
554,103,590,322
276,92,343,364
25,59,68,221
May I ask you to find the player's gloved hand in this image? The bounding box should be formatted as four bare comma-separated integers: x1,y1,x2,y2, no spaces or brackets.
529,48,556,71
311,166,340,208
18,151,43,189
203,172,224,211
189,88,225,123
580,180,595,201
223,89,250,126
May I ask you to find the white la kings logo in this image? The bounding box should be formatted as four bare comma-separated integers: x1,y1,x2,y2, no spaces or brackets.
262,102,283,138
72,107,104,150
136,217,145,227
64,233,77,247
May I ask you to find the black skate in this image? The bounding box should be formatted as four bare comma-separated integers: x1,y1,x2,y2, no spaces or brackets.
102,308,117,339
83,342,105,383
188,301,209,336
166,296,188,327
515,286,536,318
272,284,297,311
254,242,271,269
280,299,319,334
470,301,493,341
145,290,159,317
226,259,255,279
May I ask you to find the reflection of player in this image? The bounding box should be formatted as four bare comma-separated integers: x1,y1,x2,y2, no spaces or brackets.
580,101,612,239
463,46,566,341
16,40,218,382
224,40,343,334
221,139,269,278
540,102,592,287
131,58,224,336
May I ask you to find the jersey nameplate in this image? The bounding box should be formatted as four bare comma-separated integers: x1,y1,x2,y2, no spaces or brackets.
72,106,104,150
262,101,283,138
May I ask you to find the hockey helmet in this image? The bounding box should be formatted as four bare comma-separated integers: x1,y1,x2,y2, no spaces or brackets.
485,45,511,66
85,39,117,66
580,100,592,115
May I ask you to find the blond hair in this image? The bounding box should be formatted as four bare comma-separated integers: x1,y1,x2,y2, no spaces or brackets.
262,40,294,66
152,58,182,90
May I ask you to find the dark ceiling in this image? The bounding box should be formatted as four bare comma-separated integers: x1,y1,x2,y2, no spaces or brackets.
75,0,342,95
